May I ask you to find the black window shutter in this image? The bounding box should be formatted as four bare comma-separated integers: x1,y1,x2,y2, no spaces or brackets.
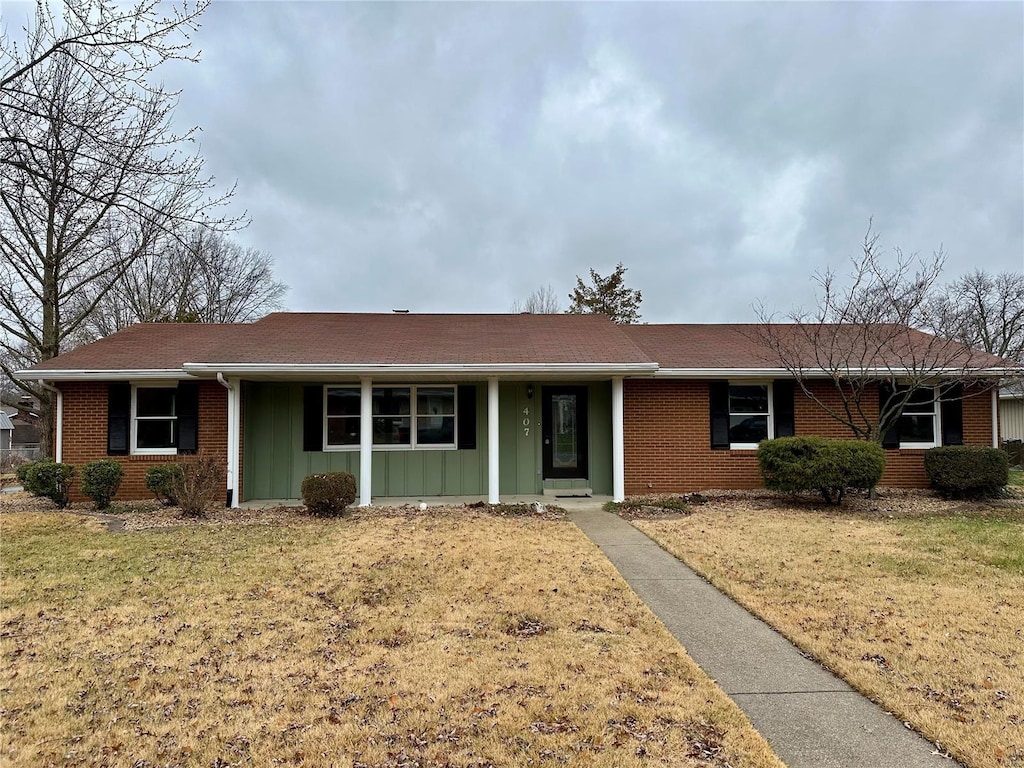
303,386,324,452
879,382,900,449
176,381,199,454
941,384,964,446
107,382,130,455
709,381,730,450
773,380,796,438
457,385,477,450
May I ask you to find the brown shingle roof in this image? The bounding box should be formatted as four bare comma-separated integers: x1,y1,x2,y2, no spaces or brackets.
23,314,655,372
21,314,1010,376
623,325,776,369
24,324,244,371
197,313,653,365
622,323,1009,370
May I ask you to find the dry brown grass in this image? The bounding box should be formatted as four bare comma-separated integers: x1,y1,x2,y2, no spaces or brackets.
635,497,1024,768
0,507,783,768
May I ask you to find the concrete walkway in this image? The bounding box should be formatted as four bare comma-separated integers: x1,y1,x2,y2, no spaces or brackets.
570,509,957,768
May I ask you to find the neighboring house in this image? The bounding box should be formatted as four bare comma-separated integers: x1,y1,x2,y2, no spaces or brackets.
0,411,12,454
17,313,1009,506
1000,385,1024,442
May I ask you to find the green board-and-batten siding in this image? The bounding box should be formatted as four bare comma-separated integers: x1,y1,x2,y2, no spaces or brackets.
241,380,612,501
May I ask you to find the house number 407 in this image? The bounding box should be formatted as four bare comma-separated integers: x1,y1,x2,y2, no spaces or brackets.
522,407,530,436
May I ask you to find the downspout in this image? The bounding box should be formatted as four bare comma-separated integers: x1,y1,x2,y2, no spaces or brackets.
217,373,240,508
992,387,999,449
36,380,63,462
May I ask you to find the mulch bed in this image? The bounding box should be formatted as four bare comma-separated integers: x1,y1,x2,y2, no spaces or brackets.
612,486,1024,520
0,492,568,531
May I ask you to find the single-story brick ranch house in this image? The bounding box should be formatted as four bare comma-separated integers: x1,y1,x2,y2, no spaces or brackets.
18,312,1010,506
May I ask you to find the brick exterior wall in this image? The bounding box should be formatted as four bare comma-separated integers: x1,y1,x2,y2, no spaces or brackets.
623,379,994,494
57,381,229,503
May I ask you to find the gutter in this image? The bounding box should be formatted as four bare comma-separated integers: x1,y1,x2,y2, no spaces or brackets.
13,368,189,382
183,362,661,378
654,367,1019,379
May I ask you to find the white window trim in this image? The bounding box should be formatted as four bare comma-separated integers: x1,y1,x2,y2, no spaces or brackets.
729,381,774,451
323,384,458,452
898,385,941,450
131,383,178,456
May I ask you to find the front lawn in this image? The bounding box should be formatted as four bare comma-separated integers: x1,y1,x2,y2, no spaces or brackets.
635,498,1024,768
0,507,782,768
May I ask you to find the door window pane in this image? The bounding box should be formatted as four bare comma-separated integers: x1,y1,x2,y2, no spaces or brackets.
552,394,579,470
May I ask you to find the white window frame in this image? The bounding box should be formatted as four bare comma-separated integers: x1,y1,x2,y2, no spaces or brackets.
131,383,178,456
729,381,774,450
323,384,458,452
323,386,362,448
897,385,941,450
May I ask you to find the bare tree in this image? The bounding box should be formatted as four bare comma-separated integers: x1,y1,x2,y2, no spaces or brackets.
928,270,1024,364
510,284,561,314
752,225,1006,443
567,263,642,324
184,229,287,323
80,227,287,337
2,0,207,112
1,0,239,456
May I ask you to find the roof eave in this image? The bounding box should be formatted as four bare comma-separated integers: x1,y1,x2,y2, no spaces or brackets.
182,362,660,379
655,366,1014,379
14,368,192,382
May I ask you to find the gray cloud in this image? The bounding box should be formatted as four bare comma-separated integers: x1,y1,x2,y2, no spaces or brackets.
155,1,1023,322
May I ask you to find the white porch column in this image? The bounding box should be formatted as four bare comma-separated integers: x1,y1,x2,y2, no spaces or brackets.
487,377,500,504
612,376,625,502
359,377,373,506
226,377,240,508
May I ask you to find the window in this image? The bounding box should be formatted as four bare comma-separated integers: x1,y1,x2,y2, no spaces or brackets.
133,386,176,453
729,383,772,449
325,387,360,446
373,386,412,445
324,385,456,450
416,387,456,445
896,386,938,448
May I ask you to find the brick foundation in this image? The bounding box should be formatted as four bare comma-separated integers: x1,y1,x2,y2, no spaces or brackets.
623,379,994,494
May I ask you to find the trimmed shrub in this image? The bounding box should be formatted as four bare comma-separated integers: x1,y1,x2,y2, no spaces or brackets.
18,459,75,508
759,436,886,506
924,446,1009,499
146,464,184,506
301,472,357,517
14,461,33,487
80,459,123,510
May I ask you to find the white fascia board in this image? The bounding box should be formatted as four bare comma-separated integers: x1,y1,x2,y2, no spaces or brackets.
182,362,660,378
654,366,1014,379
14,369,192,381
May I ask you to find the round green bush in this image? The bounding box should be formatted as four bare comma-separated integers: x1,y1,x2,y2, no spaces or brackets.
18,459,75,508
301,472,357,517
145,464,184,505
80,459,124,510
924,446,1009,499
758,436,886,505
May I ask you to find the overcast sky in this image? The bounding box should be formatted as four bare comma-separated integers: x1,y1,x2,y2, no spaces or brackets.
24,1,1024,322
